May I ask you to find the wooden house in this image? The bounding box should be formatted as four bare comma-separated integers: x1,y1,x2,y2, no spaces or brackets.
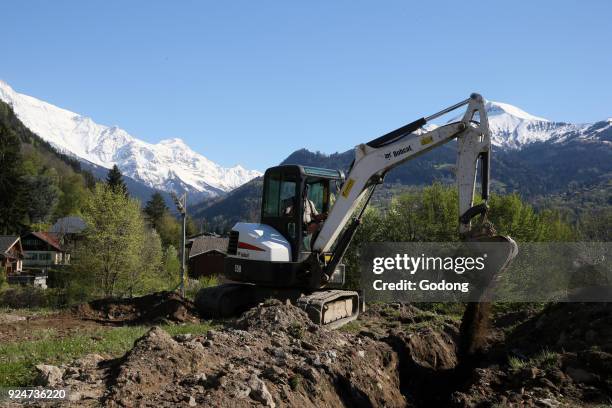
188,235,229,278
0,235,24,275
21,231,69,270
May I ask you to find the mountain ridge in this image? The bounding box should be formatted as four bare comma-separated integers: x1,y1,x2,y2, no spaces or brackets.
0,80,261,198
192,104,611,228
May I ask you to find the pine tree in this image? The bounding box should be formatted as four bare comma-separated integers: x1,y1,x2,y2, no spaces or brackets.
0,124,28,234
106,164,128,196
144,192,168,229
25,174,60,223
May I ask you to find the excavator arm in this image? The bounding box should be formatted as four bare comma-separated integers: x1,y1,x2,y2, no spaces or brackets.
313,93,496,280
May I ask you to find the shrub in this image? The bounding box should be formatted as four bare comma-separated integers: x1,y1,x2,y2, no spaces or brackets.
185,275,219,300
0,267,6,288
0,286,67,309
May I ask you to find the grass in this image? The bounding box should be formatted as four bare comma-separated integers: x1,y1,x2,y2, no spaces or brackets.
508,348,559,371
289,374,302,391
0,322,214,387
422,303,465,318
491,302,547,316
338,321,362,333
508,356,528,370
288,323,304,339
0,306,59,317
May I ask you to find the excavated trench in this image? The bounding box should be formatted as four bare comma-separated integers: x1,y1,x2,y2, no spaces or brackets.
367,303,487,407
339,301,612,407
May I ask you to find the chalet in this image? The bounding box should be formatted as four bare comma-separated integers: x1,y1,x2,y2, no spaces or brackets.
0,235,24,275
21,231,69,271
50,216,86,236
50,216,86,249
188,235,229,278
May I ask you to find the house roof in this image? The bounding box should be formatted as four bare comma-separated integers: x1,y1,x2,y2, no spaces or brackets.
50,216,86,234
189,236,229,258
26,232,64,252
0,235,21,257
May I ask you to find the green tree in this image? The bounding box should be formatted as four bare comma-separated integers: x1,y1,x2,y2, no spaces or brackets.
124,227,164,296
488,194,575,241
0,124,28,234
106,164,128,196
344,207,386,289
383,183,459,242
74,183,145,297
342,184,576,289
162,245,181,289
577,208,612,241
21,149,44,176
144,192,168,229
55,173,91,217
24,174,60,224
157,212,181,248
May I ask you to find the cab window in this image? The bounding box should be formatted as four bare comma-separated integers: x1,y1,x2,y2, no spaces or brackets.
263,173,297,217
306,181,326,213
280,180,297,216
263,174,280,217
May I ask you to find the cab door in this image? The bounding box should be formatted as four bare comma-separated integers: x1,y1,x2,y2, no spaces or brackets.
261,169,302,261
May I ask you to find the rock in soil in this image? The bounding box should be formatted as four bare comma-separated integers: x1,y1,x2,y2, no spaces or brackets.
35,364,64,387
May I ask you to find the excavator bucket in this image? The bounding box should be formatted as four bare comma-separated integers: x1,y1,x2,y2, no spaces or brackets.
466,234,518,300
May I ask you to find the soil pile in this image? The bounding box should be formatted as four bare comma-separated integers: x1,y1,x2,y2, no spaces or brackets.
50,299,406,407
450,303,612,407
25,301,612,407
73,291,199,324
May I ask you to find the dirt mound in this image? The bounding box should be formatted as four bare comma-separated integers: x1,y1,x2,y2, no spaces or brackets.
51,301,406,407
508,302,612,353
108,326,208,405
235,298,314,331
28,301,612,407
73,291,199,324
449,303,612,407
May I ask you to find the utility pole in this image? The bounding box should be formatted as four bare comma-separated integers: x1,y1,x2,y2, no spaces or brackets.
171,191,187,297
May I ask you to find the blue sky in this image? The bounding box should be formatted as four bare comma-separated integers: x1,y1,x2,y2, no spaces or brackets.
3,1,611,170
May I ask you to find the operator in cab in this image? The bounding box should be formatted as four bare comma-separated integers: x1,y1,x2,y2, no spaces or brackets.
302,184,327,249
284,184,327,250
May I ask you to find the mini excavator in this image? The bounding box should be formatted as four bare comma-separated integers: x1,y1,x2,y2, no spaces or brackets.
196,93,518,331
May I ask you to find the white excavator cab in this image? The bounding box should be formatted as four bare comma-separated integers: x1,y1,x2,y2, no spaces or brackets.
223,165,346,289
260,165,344,260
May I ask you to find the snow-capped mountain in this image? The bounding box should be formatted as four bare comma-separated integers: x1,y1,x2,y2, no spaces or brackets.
0,80,261,197
442,100,602,150
416,100,609,151
481,100,594,149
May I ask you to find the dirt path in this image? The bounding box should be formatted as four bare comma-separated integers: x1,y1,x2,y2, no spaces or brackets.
0,292,200,343
0,312,103,343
